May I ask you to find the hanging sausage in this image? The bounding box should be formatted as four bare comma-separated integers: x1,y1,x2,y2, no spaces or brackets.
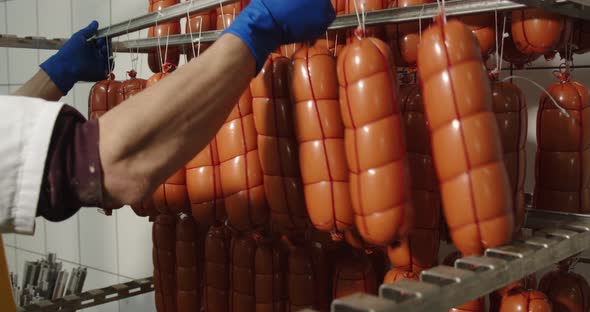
498,288,551,312
148,0,181,73
88,76,121,120
204,226,231,312
489,274,537,312
314,0,347,56
502,30,541,69
346,0,388,42
291,45,353,236
511,8,564,55
255,239,287,312
539,269,590,312
153,214,177,312
185,10,216,61
455,13,496,59
332,252,378,298
229,235,256,312
176,214,204,312
383,267,418,284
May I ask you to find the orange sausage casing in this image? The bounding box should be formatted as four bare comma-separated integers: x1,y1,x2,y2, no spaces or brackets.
539,270,590,312
332,253,377,299
116,74,147,105
346,0,388,42
499,288,551,312
255,240,287,312
204,226,231,312
455,13,496,59
176,214,203,312
153,214,177,312
230,235,256,312
492,81,527,233
147,72,191,215
216,1,249,31
511,8,564,55
292,45,353,235
502,30,541,69
148,0,180,73
185,10,216,61
535,80,590,213
418,20,514,256
89,78,121,119
337,37,413,246
287,243,332,311
383,268,418,284
386,0,434,67
251,54,308,235
387,84,440,273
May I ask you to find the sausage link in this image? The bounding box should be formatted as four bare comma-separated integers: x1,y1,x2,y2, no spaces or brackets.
573,19,590,55
116,76,147,105
337,37,413,246
255,240,287,312
345,0,388,42
450,298,485,312
148,0,181,73
332,253,377,299
453,13,495,59
386,0,434,67
383,268,418,284
511,8,564,55
292,45,353,235
205,226,231,312
498,288,551,312
251,54,308,235
502,29,541,69
147,72,191,215
153,214,177,312
286,243,331,311
418,19,514,256
489,274,537,312
88,79,121,120
387,84,440,273
176,214,203,312
535,80,590,213
230,235,257,312
539,270,590,312
185,10,216,60
491,81,527,233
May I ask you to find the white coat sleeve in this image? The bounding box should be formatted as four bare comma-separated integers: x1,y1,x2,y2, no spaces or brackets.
0,95,64,235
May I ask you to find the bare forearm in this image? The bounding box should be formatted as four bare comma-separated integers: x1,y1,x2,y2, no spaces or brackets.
13,70,64,101
99,34,255,205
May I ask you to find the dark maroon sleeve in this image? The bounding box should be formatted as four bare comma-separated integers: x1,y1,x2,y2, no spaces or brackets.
36,105,105,222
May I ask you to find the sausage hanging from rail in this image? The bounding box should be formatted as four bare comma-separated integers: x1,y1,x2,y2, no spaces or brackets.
498,288,552,312
417,18,514,256
511,8,564,56
230,235,257,312
153,214,177,312
255,238,287,312
454,13,496,59
337,36,414,246
185,10,216,61
332,252,377,299
346,0,388,42
88,76,120,120
176,214,203,312
539,269,590,312
147,0,181,73
204,226,231,312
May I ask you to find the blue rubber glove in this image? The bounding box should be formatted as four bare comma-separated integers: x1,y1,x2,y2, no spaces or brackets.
223,0,335,73
40,21,112,95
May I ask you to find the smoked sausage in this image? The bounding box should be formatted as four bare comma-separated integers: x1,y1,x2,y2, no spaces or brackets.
255,239,287,312
535,79,590,213
511,8,564,55
573,19,590,55
251,53,308,235
230,235,257,312
387,84,440,273
337,37,413,246
153,214,177,312
116,71,147,105
383,268,418,284
386,0,434,67
491,81,527,233
332,253,377,298
176,214,203,312
346,0,388,42
456,13,496,59
88,77,121,120
539,270,590,312
418,19,514,256
450,298,485,312
215,15,268,232
185,10,216,61
490,274,537,312
291,45,354,235
204,226,231,312
147,69,191,216
286,242,332,311
502,34,540,69
499,288,551,312
148,0,180,73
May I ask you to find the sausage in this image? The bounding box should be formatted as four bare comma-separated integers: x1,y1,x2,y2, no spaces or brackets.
185,10,216,61
511,8,564,55
148,0,181,73
116,72,147,104
498,288,551,312
383,268,418,284
286,242,332,311
251,53,308,235
230,235,256,312
573,19,590,55
291,45,353,236
176,214,203,312
214,15,268,232
131,197,159,218
337,37,413,246
186,139,226,226
502,28,541,69
314,0,346,56
385,0,434,67
153,214,177,312
490,274,537,312
255,239,287,312
387,84,440,273
345,0,388,42
418,19,514,256
146,70,191,216
539,270,590,312
204,226,232,312
88,77,121,120
450,298,485,312
332,252,377,299
491,81,527,234
216,0,250,31
535,79,590,213
454,13,496,59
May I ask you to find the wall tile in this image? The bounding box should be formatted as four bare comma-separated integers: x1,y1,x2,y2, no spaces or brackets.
74,82,94,117
45,216,80,264
0,48,8,84
117,208,153,280
0,1,6,33
81,268,119,312
15,218,46,255
72,0,110,32
2,233,16,246
8,49,39,85
6,0,37,36
111,0,146,25
37,0,72,38
78,209,118,274
118,278,156,312
3,246,17,274
0,86,8,95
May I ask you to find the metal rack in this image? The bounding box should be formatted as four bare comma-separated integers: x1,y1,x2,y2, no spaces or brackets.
331,209,590,312
1,0,589,52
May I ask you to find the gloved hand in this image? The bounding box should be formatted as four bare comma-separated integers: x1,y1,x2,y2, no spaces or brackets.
40,21,112,95
223,0,335,73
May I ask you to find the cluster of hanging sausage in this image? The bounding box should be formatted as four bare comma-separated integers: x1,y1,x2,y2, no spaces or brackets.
86,0,590,311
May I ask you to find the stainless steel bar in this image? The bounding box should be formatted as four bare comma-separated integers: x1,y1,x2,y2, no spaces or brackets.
0,34,66,50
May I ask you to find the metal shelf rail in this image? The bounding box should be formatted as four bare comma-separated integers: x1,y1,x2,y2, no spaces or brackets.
1,0,589,52
16,277,154,312
331,209,590,312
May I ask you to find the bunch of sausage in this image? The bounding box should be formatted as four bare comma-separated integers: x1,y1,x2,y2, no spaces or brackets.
87,0,590,311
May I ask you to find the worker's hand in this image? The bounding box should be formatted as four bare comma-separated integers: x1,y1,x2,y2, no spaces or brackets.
223,0,335,73
40,21,112,95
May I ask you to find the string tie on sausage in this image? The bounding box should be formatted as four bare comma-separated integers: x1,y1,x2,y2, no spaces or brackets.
502,75,570,118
